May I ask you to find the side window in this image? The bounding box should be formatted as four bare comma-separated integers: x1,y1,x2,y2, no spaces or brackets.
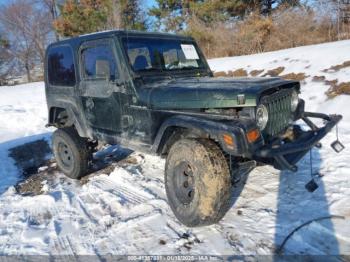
47,45,76,86
81,44,117,81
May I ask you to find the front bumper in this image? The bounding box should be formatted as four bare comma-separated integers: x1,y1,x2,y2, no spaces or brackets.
255,112,342,172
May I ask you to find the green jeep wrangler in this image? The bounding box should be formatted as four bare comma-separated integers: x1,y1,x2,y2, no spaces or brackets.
45,30,342,227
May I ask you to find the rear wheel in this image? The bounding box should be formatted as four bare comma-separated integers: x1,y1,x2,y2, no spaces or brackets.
165,138,232,227
52,127,91,179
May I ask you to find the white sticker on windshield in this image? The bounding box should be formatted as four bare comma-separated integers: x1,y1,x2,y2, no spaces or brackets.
181,44,199,60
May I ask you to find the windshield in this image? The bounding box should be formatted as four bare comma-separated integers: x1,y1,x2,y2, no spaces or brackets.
122,37,207,73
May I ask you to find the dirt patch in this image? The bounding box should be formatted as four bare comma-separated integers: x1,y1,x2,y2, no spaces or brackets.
15,160,58,196
213,71,228,77
118,155,140,165
80,163,118,185
9,139,51,176
324,60,350,72
262,67,285,77
312,75,326,82
280,73,307,81
14,143,133,193
159,239,166,245
326,81,350,98
231,68,248,77
250,69,264,77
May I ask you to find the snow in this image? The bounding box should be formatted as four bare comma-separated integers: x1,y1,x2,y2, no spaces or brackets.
0,82,48,143
0,40,350,256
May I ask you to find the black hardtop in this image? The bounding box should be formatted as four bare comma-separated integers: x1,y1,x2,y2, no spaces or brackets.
47,30,195,50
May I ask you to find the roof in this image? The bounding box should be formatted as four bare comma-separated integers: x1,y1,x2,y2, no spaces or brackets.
47,30,194,49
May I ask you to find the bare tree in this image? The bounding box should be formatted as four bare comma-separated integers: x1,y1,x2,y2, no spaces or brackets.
107,0,123,29
0,0,53,81
0,34,14,84
41,0,60,41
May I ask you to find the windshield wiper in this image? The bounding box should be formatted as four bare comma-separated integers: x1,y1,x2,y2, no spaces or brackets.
135,67,162,72
176,65,203,70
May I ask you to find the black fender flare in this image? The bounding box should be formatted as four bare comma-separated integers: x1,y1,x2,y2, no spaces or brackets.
151,115,250,156
48,99,92,139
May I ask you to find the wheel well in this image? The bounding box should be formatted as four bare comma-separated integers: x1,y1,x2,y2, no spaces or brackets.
157,126,209,156
49,107,70,127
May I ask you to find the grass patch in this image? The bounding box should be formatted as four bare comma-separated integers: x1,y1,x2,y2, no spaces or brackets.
326,81,350,98
325,79,338,88
263,67,285,77
323,60,350,72
231,68,248,77
280,73,307,81
214,69,248,77
213,71,228,77
312,75,326,82
250,69,264,76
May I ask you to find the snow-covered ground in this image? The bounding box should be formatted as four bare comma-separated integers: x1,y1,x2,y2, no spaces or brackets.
0,40,349,256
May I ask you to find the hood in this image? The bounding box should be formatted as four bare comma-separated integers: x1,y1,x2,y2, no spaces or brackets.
137,77,299,109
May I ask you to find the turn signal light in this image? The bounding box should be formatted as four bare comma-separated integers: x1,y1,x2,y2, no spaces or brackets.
223,134,235,148
246,129,260,143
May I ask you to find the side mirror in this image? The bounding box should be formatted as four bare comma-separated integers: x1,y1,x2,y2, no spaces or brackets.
95,59,110,80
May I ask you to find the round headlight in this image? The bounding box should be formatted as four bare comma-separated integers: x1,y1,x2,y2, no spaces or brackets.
256,104,269,130
291,90,299,112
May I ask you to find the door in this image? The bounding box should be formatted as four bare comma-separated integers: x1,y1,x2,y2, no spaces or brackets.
78,38,125,136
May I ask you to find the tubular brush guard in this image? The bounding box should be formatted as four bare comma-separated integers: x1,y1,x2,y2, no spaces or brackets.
255,112,342,172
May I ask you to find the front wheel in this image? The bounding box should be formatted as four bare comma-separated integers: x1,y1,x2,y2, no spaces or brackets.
52,127,91,179
165,138,232,227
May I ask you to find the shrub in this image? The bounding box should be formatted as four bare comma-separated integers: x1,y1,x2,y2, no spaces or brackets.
188,6,349,59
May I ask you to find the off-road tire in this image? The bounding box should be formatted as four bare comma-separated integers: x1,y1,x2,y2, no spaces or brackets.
165,138,232,227
52,127,90,179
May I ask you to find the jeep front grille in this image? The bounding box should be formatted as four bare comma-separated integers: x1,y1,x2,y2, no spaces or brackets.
261,89,293,136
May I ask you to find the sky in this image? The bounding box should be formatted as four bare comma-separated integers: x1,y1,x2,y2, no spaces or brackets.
144,0,156,9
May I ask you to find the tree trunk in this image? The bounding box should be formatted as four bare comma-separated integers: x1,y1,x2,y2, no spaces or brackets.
50,0,60,41
25,62,31,82
261,0,274,15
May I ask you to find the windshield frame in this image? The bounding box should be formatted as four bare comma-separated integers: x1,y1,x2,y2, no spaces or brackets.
119,35,211,76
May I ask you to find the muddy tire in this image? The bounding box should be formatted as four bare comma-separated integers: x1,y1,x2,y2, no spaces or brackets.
52,127,90,179
165,138,232,227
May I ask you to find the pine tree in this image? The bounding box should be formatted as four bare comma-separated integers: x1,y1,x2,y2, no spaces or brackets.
53,0,112,37
148,0,302,32
149,0,195,32
148,0,254,32
148,0,268,31
119,0,146,30
189,0,259,24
